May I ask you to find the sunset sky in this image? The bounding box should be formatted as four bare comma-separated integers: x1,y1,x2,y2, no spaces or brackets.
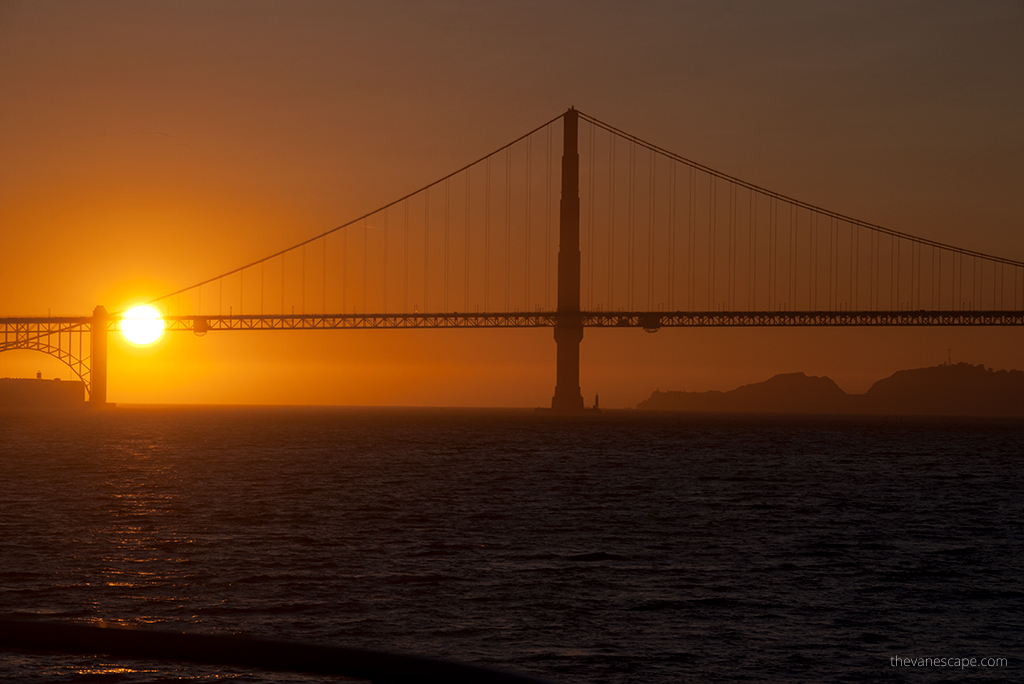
2,1,1022,407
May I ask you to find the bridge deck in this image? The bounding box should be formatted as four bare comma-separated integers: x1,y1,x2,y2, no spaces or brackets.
2,310,1024,338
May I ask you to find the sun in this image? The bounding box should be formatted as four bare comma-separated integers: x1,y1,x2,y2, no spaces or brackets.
121,305,165,345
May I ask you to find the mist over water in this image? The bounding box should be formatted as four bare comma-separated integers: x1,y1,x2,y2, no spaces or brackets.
0,407,1020,683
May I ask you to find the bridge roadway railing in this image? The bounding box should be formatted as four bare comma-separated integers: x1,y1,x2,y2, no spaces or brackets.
160,310,1024,332
581,310,1024,329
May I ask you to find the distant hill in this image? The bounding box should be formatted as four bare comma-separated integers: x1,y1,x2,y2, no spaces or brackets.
636,363,1024,417
637,372,851,414
863,363,1024,416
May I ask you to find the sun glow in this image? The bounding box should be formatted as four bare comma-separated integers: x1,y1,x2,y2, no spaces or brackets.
121,305,165,345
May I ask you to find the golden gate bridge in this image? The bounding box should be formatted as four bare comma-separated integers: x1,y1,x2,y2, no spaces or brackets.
3,109,1023,410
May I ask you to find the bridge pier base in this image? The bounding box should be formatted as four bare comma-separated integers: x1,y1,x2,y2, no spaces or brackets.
90,305,110,408
551,322,585,412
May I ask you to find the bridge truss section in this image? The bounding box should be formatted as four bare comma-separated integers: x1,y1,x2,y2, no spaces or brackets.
0,318,94,396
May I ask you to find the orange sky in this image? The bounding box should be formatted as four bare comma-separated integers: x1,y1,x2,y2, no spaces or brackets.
2,1,1022,407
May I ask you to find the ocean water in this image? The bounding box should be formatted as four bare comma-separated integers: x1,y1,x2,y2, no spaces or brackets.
0,406,1020,683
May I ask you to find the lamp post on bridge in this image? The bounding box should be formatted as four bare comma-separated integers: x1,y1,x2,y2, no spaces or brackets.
550,108,586,413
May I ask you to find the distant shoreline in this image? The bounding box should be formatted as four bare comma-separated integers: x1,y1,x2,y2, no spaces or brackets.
637,363,1024,417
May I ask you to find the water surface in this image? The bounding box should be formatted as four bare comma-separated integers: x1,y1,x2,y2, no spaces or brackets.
0,407,1020,682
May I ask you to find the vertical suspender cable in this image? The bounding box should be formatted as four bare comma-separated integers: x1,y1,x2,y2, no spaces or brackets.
770,198,777,310
605,131,614,309
968,257,973,309
971,257,976,308
851,225,860,309
920,242,925,309
977,258,982,309
484,158,491,311
750,191,756,310
877,231,883,310
505,147,511,311
527,134,534,310
545,126,552,311
834,220,839,310
363,218,368,314
1002,263,1008,310
798,206,803,309
342,225,349,313
829,216,835,311
587,124,595,309
913,240,921,307
956,252,961,309
830,220,836,310
689,166,695,310
814,208,821,310
730,183,736,310
403,202,408,313
850,223,855,309
997,262,1002,309
946,249,951,310
810,211,816,310
669,162,676,311
649,150,655,310
788,204,794,308
444,180,449,312
772,198,778,309
444,179,450,312
789,204,794,308
991,260,996,310
979,258,983,309
872,230,877,309
628,143,635,310
606,133,614,309
424,189,429,313
895,238,901,309
966,258,974,309
603,132,610,309
709,174,715,310
890,235,895,310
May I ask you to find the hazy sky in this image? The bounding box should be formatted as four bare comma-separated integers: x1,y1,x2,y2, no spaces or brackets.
2,1,1022,406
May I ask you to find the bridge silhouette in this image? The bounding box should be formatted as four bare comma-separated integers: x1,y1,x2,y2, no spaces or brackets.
3,109,1023,411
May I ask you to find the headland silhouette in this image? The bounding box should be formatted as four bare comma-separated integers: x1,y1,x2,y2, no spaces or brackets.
637,363,1024,417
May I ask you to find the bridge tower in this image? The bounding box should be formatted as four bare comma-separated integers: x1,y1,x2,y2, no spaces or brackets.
550,108,586,413
90,305,108,407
